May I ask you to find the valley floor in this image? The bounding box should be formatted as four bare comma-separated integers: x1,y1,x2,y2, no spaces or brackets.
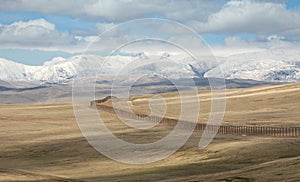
0,83,299,181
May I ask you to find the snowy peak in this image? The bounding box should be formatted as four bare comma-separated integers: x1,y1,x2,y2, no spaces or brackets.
160,52,171,59
205,48,300,82
43,57,66,66
0,58,40,81
1,48,300,83
131,52,148,60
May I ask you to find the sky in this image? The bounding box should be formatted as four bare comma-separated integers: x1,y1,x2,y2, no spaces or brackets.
0,0,300,65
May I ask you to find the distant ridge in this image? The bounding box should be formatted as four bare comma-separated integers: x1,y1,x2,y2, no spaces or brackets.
0,48,300,83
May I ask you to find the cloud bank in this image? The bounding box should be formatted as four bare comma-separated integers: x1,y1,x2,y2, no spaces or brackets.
0,0,299,54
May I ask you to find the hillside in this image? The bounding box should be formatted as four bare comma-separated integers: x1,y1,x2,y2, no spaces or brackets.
0,83,299,181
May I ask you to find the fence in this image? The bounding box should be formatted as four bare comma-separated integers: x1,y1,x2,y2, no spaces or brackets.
94,104,300,137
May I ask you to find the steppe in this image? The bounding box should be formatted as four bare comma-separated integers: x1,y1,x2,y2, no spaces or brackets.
0,83,299,181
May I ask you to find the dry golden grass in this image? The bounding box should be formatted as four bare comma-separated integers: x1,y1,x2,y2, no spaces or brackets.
0,83,299,181
130,83,300,127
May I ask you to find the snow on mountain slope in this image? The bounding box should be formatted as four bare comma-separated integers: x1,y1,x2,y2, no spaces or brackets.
205,48,300,82
0,58,39,81
206,59,300,82
0,55,136,83
30,55,102,82
0,53,212,83
1,48,300,83
128,56,219,79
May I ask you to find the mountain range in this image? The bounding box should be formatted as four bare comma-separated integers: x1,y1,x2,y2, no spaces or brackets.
0,48,299,83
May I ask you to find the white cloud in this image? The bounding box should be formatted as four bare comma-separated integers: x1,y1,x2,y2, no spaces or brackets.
0,0,225,22
96,22,116,33
193,0,300,35
83,36,99,42
1,0,300,54
10,19,56,30
1,0,299,38
1,1,300,39
266,34,285,41
0,19,94,52
221,34,297,51
223,36,249,47
0,19,75,47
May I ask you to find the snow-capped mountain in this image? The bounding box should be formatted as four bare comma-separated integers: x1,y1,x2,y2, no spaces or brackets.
205,48,300,82
0,48,300,83
0,55,132,83
0,58,39,81
0,53,217,83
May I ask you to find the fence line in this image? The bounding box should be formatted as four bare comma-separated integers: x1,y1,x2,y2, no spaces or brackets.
93,104,300,137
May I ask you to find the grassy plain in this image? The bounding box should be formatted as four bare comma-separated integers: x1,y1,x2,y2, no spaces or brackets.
0,83,299,181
